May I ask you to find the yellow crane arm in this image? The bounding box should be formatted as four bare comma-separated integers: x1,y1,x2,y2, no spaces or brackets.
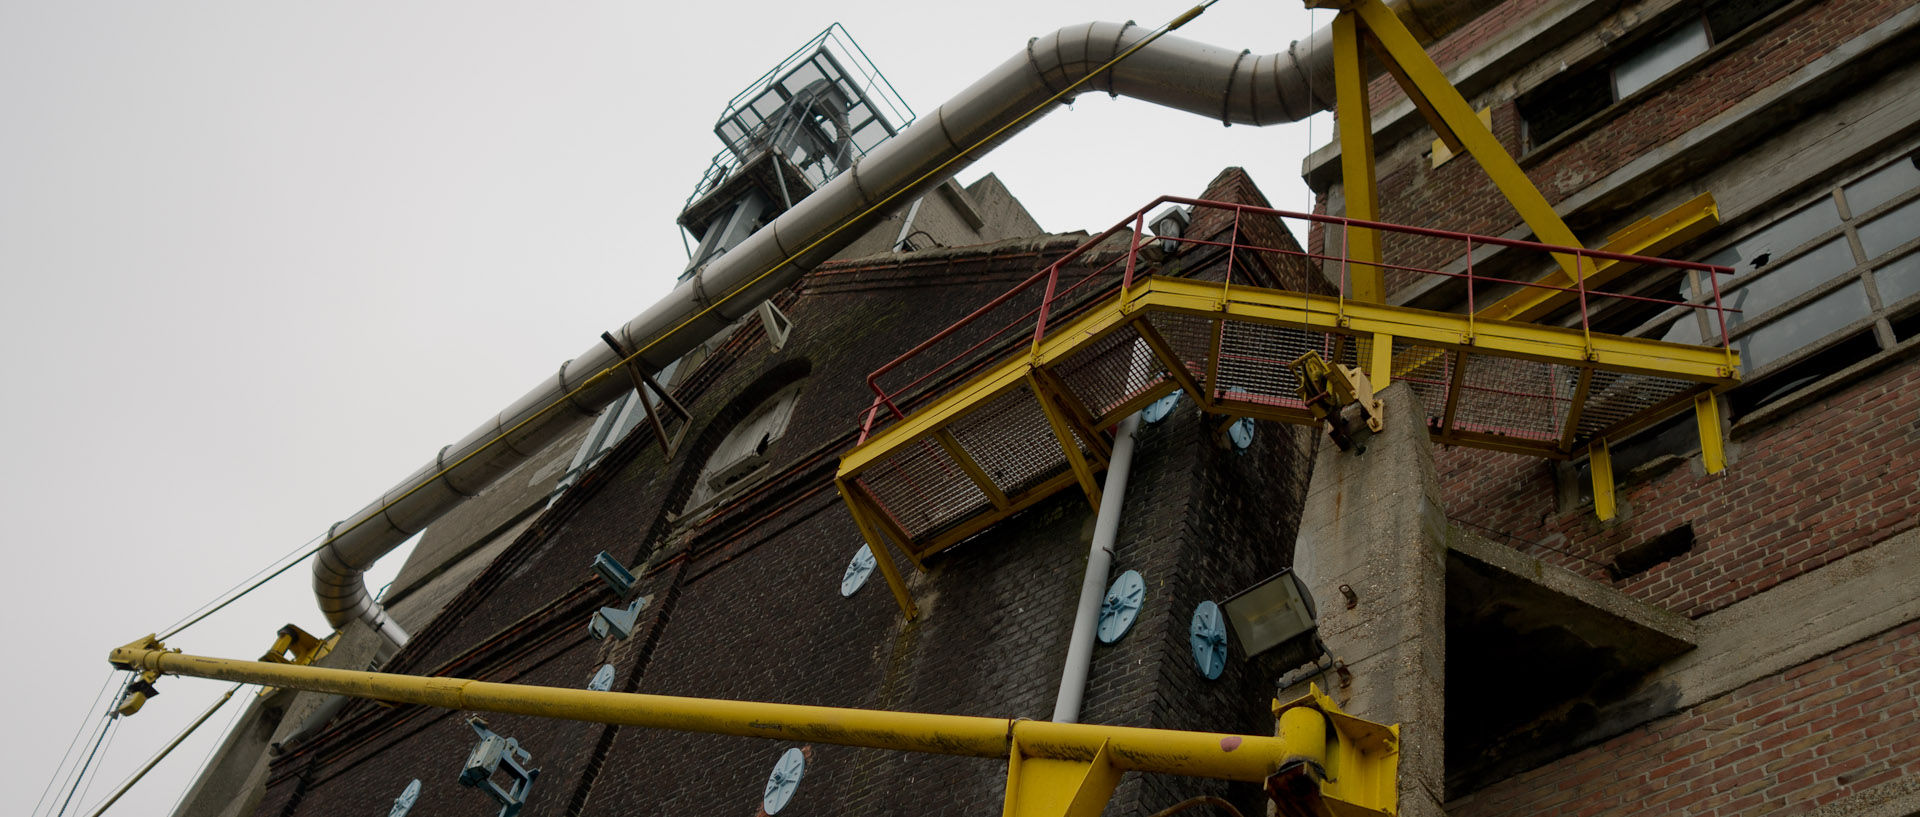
109,635,1398,817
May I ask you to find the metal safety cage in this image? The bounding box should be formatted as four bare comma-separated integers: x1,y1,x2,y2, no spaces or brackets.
681,23,916,225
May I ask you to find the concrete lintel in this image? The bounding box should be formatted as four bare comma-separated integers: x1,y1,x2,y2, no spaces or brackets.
1446,526,1697,666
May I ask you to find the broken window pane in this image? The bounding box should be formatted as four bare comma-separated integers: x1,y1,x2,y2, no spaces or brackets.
1703,198,1841,274
1723,237,1855,328
1735,282,1871,369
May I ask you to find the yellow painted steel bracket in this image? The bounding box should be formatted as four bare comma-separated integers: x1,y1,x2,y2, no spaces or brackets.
111,636,1398,817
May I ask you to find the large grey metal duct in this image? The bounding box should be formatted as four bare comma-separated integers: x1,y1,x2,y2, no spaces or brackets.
315,0,1498,647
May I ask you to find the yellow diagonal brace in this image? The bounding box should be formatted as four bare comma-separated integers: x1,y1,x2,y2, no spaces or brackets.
1478,193,1722,324
935,430,1011,510
838,480,918,620
1334,12,1385,304
1032,367,1113,462
1351,0,1584,269
1133,318,1210,409
1029,374,1103,513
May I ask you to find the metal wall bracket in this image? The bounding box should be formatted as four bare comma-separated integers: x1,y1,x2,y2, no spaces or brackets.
600,332,694,461
589,597,649,641
458,718,540,817
1289,350,1385,451
591,551,638,598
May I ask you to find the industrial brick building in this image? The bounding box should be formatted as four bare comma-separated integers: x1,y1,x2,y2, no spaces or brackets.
163,0,1919,815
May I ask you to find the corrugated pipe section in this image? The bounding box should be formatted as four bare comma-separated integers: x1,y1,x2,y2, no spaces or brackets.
315,0,1500,647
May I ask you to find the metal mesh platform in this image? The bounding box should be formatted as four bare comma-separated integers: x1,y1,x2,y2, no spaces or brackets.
838,196,1740,576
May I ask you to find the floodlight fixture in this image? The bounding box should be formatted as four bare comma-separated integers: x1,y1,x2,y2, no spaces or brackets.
1221,569,1322,669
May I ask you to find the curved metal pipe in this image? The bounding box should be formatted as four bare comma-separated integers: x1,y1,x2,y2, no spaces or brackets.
315,2,1498,646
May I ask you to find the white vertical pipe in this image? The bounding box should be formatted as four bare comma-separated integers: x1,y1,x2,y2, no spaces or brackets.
1052,412,1143,723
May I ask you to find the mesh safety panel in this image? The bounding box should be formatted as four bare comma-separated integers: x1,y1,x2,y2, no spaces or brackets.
1452,355,1577,442
1393,340,1453,421
859,438,992,541
1145,312,1215,394
1054,326,1164,420
1574,371,1696,442
1215,319,1330,409
946,384,1067,499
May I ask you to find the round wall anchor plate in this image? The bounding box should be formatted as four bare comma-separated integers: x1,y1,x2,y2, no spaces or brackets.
587,664,616,692
841,545,877,597
388,779,421,817
1142,391,1182,423
1228,417,1256,449
1097,570,1145,643
1190,601,1228,680
763,747,806,814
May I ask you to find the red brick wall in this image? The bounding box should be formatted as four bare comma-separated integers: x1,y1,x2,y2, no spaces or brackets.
1451,619,1920,816
1435,358,1920,619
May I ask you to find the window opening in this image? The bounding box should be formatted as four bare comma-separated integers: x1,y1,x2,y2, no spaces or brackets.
1605,524,1695,581
685,381,805,513
1517,0,1793,149
1612,18,1710,98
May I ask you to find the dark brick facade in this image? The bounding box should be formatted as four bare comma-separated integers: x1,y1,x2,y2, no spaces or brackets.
254,170,1323,817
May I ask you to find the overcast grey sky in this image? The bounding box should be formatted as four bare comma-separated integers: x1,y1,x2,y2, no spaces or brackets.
2,2,1332,814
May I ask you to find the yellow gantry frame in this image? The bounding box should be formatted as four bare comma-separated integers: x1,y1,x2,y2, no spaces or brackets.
838,275,1741,619
1310,0,1728,517
109,636,1398,817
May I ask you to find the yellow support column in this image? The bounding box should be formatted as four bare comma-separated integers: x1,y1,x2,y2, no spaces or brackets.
1589,439,1616,521
1350,0,1586,274
1333,11,1384,304
1695,392,1726,474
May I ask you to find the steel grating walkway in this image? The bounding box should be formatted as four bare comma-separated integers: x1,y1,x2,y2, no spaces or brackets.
833,198,1742,620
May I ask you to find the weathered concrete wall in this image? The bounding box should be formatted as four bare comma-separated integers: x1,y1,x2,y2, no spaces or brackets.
1285,382,1449,817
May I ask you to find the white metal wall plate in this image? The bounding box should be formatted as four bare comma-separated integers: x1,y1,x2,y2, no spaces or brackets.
1143,390,1182,423
1190,601,1228,680
763,747,806,814
587,664,616,692
841,545,876,597
388,779,421,817
1097,570,1145,643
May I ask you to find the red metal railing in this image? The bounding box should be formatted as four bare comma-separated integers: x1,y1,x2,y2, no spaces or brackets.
854,195,1737,443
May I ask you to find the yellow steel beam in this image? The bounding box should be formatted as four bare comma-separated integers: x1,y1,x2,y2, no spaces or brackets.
1029,375,1104,514
934,430,1011,511
1477,193,1722,324
1369,333,1395,388
1349,0,1585,272
108,636,1380,790
916,471,1085,559
1695,392,1726,474
838,481,919,620
1590,439,1616,521
1333,12,1385,304
1031,367,1113,463
840,363,1034,476
1143,277,1740,382
1557,368,1595,453
1132,318,1210,411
